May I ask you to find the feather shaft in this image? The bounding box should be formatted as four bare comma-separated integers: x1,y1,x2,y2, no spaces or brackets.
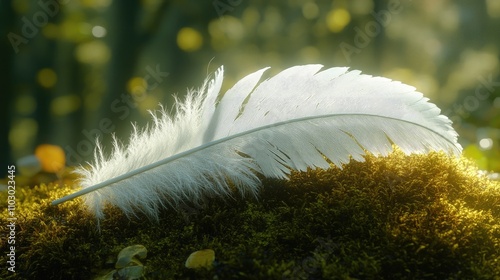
52,113,459,206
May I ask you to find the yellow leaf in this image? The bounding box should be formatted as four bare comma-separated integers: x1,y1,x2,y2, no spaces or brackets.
185,249,215,269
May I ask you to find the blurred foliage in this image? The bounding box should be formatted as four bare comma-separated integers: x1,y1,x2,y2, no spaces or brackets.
1,151,499,279
1,0,499,172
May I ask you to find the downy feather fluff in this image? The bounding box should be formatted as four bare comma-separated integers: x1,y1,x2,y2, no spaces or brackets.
52,65,462,220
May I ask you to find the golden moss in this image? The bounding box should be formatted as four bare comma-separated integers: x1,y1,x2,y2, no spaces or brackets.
1,151,499,279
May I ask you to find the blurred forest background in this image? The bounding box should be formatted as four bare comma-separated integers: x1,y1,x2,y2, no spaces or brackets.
1,0,499,179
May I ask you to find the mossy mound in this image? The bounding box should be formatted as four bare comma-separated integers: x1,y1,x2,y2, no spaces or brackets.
1,150,499,279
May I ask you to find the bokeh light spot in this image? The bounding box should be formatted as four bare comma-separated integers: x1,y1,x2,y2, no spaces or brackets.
75,40,110,64
37,68,58,88
479,138,493,150
35,144,66,173
326,8,351,33
9,119,38,151
127,77,147,97
51,95,81,116
177,27,203,52
92,25,107,38
486,0,500,18
302,2,319,19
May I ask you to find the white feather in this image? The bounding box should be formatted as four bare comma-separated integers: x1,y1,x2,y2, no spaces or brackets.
52,65,462,220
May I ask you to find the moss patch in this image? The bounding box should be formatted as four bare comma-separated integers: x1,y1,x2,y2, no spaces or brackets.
1,150,499,279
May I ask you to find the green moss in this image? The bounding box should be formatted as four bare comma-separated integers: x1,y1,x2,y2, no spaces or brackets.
1,150,499,279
